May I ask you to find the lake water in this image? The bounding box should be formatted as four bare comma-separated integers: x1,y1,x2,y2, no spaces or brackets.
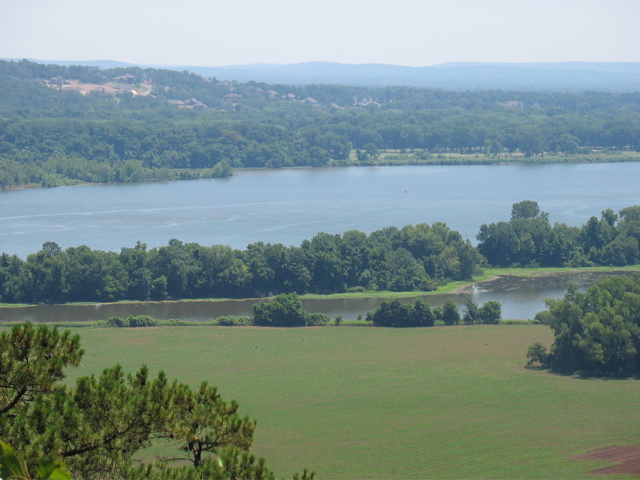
1,163,639,323
2,163,640,259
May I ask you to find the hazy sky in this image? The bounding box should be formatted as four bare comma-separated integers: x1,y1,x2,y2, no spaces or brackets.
1,0,639,67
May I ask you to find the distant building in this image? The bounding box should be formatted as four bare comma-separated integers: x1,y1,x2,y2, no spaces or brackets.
503,101,524,108
184,98,208,109
112,74,135,84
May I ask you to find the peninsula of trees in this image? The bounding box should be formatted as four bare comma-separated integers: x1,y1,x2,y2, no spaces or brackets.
1,60,640,189
1,202,639,305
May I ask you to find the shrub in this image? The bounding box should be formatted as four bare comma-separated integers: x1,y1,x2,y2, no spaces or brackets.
126,315,158,327
216,315,252,326
307,313,330,326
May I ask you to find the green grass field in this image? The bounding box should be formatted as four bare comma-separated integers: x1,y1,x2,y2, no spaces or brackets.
60,325,640,479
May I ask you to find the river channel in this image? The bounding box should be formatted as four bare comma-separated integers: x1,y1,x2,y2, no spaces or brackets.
2,271,635,324
1,163,639,323
2,163,640,259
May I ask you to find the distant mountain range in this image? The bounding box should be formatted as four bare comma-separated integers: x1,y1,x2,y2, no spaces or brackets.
5,59,640,91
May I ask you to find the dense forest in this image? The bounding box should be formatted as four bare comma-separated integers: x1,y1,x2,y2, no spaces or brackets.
1,202,639,305
0,222,480,304
1,59,640,189
477,202,640,268
528,275,640,376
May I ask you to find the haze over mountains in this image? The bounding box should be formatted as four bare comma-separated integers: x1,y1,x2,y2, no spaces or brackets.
5,59,640,91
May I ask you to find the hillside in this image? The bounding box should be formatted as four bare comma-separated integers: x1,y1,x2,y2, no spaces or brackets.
8,58,640,91
1,59,639,190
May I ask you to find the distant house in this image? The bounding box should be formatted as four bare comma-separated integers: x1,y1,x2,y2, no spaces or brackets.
112,74,135,84
283,93,296,100
112,83,131,92
353,97,381,108
223,93,242,108
503,101,524,108
168,99,185,108
266,90,279,99
185,98,208,109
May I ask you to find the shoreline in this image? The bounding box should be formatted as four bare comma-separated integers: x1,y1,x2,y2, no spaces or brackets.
3,154,639,192
3,266,638,309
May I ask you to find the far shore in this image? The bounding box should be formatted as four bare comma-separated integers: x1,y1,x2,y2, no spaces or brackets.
3,152,639,192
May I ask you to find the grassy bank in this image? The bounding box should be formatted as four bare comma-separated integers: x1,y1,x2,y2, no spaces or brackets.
2,265,638,310
57,325,640,479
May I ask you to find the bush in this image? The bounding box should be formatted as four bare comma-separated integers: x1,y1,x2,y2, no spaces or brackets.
252,293,310,327
527,342,548,365
346,286,366,293
127,315,158,327
106,316,128,327
216,315,252,326
340,319,373,327
307,313,330,326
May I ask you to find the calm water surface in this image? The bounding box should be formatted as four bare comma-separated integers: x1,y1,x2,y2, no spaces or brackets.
2,163,640,259
1,163,639,323
0,271,628,323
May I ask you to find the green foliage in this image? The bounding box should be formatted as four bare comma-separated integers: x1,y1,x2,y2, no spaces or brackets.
201,160,234,179
368,298,454,328
2,59,640,191
0,440,71,480
252,293,319,327
479,300,502,324
441,299,461,326
0,323,83,415
478,202,640,268
0,323,308,479
2,221,480,304
530,275,640,375
215,316,253,326
526,342,548,365
510,200,541,220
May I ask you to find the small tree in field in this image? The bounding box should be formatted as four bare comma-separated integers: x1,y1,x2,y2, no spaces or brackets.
441,299,460,326
252,293,312,326
479,300,502,324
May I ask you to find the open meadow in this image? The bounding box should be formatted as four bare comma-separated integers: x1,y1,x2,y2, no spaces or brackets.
57,325,640,479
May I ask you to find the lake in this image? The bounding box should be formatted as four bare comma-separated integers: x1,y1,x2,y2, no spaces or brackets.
2,163,640,260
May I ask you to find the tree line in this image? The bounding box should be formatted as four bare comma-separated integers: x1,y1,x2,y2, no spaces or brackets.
365,297,501,327
0,322,313,479
477,201,640,268
251,294,500,327
2,202,640,305
0,222,481,304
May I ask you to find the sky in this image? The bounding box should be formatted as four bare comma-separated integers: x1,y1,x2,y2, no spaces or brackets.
1,0,639,67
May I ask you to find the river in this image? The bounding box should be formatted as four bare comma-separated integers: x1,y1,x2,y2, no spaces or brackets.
1,270,636,324
2,163,640,259
1,163,639,323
